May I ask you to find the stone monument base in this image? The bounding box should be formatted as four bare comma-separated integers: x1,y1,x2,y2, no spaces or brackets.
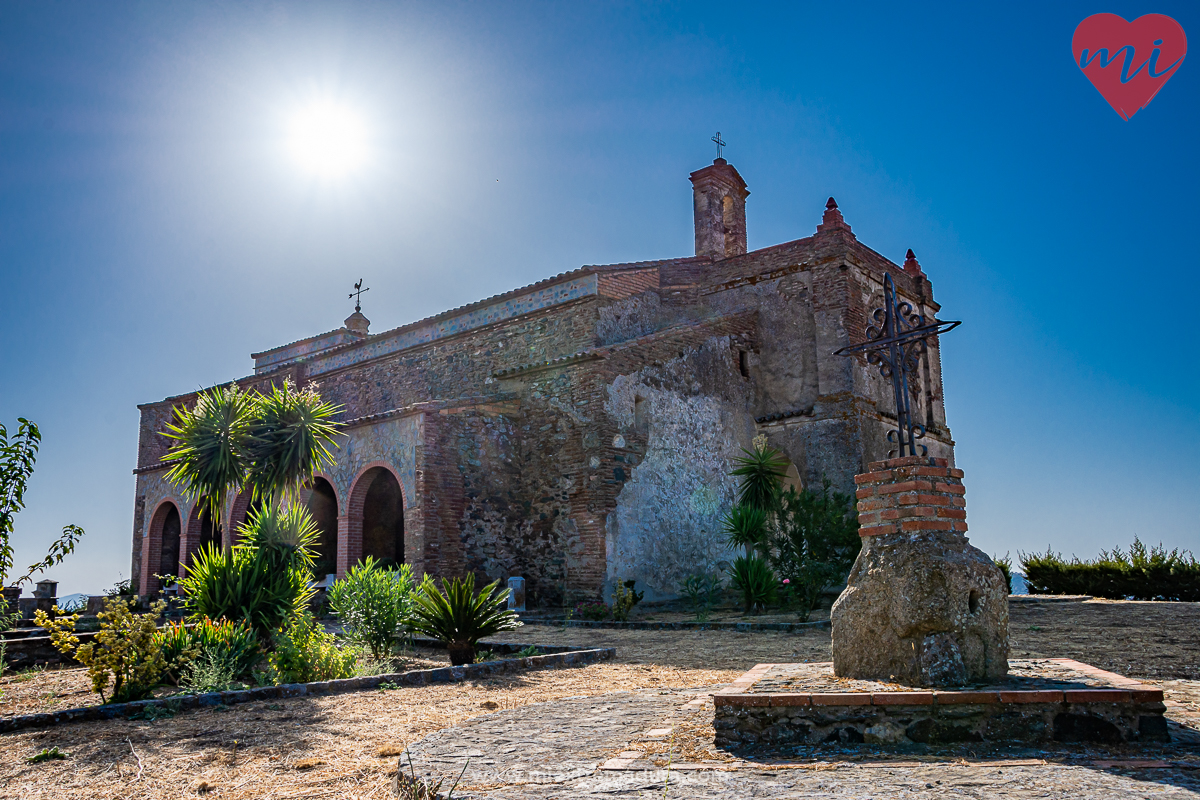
832,456,1009,686
713,660,1170,748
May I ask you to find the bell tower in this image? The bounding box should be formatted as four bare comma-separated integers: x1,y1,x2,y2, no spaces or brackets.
689,157,749,260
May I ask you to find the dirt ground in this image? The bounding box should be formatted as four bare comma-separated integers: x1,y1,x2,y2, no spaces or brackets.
0,598,1197,799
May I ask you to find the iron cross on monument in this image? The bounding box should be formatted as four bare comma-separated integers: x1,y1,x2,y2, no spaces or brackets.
834,272,960,458
349,279,369,313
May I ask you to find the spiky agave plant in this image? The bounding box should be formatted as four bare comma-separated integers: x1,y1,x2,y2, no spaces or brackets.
180,505,319,641
407,574,522,666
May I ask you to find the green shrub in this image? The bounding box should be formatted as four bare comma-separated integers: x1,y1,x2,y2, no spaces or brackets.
35,597,167,704
267,612,355,683
728,555,777,614
768,479,860,619
182,649,247,693
328,557,414,660
179,504,318,640
407,574,522,666
1021,538,1200,601
993,553,1013,595
155,617,259,685
680,571,723,621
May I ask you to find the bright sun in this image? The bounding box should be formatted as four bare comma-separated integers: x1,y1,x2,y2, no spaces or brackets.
285,100,368,178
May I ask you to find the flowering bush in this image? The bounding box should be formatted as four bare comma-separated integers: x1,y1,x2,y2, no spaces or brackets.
574,601,610,621
36,597,167,704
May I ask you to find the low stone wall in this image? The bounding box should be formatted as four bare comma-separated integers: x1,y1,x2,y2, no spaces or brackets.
713,660,1170,747
517,618,830,632
0,640,615,734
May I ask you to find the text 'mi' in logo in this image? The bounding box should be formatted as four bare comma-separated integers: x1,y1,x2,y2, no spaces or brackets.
1072,14,1187,120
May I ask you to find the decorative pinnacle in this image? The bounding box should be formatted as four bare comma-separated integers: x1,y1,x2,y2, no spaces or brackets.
903,248,925,277
817,196,851,236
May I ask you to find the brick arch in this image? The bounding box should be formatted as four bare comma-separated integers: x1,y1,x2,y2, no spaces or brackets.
182,503,222,571
303,472,340,580
227,490,255,548
140,499,182,597
342,462,408,577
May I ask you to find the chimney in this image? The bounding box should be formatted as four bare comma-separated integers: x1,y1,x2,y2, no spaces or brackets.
689,158,749,260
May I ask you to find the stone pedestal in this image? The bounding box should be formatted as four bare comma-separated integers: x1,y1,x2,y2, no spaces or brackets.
507,577,526,612
831,456,1008,687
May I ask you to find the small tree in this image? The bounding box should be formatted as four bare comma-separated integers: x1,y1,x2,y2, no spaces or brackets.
36,597,168,704
1,418,85,620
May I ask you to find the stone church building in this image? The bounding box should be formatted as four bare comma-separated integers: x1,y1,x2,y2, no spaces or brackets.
131,157,955,604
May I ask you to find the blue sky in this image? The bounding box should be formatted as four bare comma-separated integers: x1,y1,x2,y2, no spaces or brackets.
1,2,1196,594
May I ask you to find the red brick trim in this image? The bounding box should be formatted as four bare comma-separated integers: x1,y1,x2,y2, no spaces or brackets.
712,663,1165,709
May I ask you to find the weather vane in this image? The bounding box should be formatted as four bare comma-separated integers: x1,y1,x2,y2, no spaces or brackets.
711,131,726,159
349,279,369,313
834,272,961,458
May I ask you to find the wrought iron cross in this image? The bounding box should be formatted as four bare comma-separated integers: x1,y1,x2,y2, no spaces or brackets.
711,131,726,159
349,279,369,312
834,272,960,458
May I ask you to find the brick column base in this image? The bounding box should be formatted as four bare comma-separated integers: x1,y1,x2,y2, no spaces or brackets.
854,456,967,538
831,455,1009,687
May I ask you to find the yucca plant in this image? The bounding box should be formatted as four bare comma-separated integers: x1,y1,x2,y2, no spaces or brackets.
163,385,256,536
163,380,342,548
728,554,777,614
722,503,769,557
237,502,321,569
178,541,315,642
730,441,789,515
407,574,522,666
244,381,342,505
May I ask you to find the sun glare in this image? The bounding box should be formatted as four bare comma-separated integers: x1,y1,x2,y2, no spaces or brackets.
285,100,369,178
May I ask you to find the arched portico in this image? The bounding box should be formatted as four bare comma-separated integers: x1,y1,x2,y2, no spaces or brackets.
305,476,339,579
182,505,221,569
140,499,181,596
341,463,405,577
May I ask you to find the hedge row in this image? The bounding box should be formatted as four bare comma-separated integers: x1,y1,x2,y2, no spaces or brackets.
1020,538,1200,601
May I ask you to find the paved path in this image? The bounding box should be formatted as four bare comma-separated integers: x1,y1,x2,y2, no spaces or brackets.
402,689,1200,799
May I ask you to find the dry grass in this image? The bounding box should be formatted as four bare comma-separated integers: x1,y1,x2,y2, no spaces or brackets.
0,662,738,799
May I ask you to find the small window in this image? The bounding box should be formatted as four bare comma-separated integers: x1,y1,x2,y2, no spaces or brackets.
634,395,650,434
738,349,750,378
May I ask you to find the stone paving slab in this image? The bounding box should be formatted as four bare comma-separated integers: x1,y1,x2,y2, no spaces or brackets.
400,688,1200,799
